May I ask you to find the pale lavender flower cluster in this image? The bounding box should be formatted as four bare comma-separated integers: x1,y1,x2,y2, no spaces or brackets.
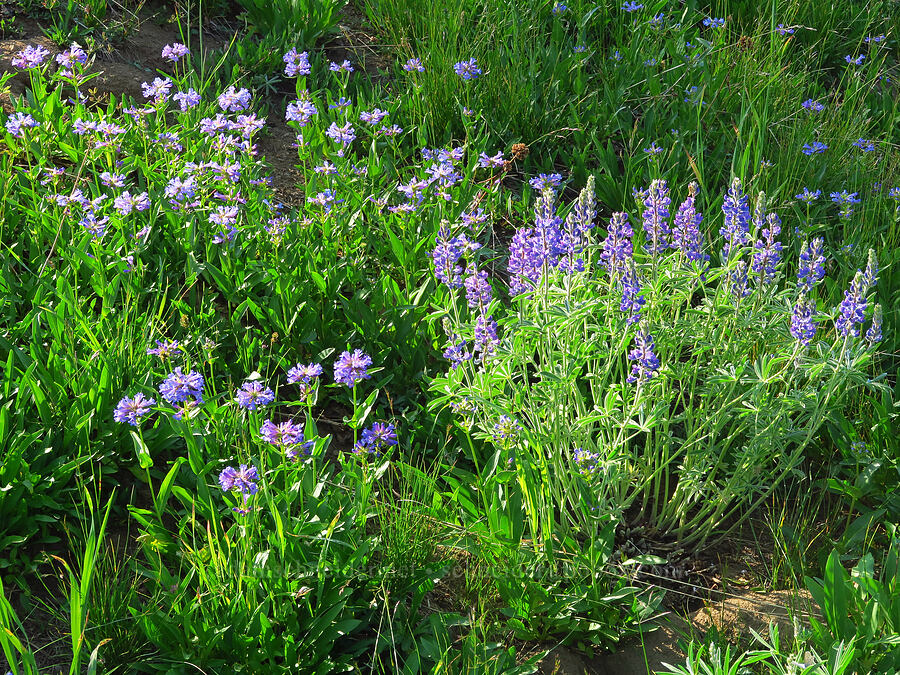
353,422,397,457
114,393,156,426
113,190,151,216
283,48,311,77
142,77,173,103
260,419,311,459
219,464,258,514
286,96,318,126
173,88,201,111
161,43,190,62
235,381,275,410
55,42,87,76
334,349,372,388
12,44,50,69
218,86,251,112
5,112,38,138
329,60,353,73
147,339,181,359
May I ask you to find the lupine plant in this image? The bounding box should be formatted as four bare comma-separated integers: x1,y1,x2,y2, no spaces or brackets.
431,175,884,553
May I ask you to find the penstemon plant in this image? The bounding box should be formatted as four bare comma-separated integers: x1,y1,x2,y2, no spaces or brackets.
430,175,885,554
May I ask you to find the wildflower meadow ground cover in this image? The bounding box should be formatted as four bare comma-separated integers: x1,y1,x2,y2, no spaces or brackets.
0,0,898,673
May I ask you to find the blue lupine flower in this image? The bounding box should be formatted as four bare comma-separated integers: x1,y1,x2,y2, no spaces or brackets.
574,447,602,476
235,381,275,410
795,187,822,203
641,179,671,255
626,326,660,384
720,177,751,259
801,141,828,155
620,260,645,325
334,349,372,388
672,182,708,264
443,336,472,370
865,305,882,345
114,393,155,426
797,237,826,292
790,295,817,345
728,260,751,299
492,415,522,446
464,266,492,310
473,314,499,360
751,213,782,285
433,227,467,289
453,58,482,80
836,271,868,337
601,212,633,276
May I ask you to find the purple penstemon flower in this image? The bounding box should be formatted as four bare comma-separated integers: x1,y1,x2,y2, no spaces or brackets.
844,54,865,66
403,57,424,72
529,173,563,191
283,48,311,77
114,393,156,425
114,191,151,216
159,368,204,404
219,464,258,513
235,381,275,410
334,349,372,388
453,58,482,80
218,86,251,112
147,339,180,359
830,190,861,220
287,362,323,384
329,60,353,73
801,141,828,155
172,88,201,111
852,138,875,153
703,17,725,27
161,43,190,62
141,77,172,103
12,44,51,69
260,418,306,451
795,187,822,203
801,98,824,113
359,108,389,124
353,422,398,457
325,121,356,146
5,112,39,138
478,151,505,168
720,177,750,259
621,1,643,11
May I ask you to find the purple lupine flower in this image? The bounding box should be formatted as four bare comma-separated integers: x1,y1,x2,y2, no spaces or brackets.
114,393,156,425
507,226,540,296
640,179,671,255
287,362,323,384
141,77,172,102
492,415,522,446
5,112,39,138
529,173,563,191
751,213,782,285
147,339,180,359
573,447,602,476
720,177,750,259
402,57,424,72
464,266,492,310
171,88,200,111
114,191,151,216
836,271,868,337
626,327,660,384
671,182,708,264
790,295,817,345
12,44,50,69
830,190,861,220
161,43,190,62
453,58,482,80
159,368,204,404
601,212,634,276
795,187,822,203
329,60,353,72
283,48,311,77
619,259,645,324
443,336,472,369
797,238,825,292
728,260,750,299
432,227,467,289
334,349,372,387
865,305,882,346
235,381,275,410
473,314,499,360
218,86,251,112
861,250,878,289
801,141,828,155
